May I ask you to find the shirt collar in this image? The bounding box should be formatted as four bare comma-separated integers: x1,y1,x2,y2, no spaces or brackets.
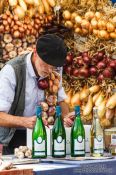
26,52,38,78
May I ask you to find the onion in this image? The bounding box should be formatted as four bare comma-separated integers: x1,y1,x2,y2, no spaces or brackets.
75,15,82,26
95,12,102,20
98,20,106,30
79,67,89,78
83,56,91,65
93,29,99,36
91,55,99,65
72,68,79,77
109,60,116,70
89,67,97,76
82,28,88,35
14,5,25,19
81,19,90,29
107,22,115,32
97,74,104,82
65,52,73,64
24,0,34,5
75,27,82,34
13,30,20,38
40,102,48,112
103,68,113,78
82,51,88,57
97,61,106,69
99,30,109,40
112,16,116,24
0,25,4,32
91,18,98,29
97,51,105,60
65,21,73,29
63,10,71,20
71,12,78,22
76,57,84,66
48,106,56,116
110,32,116,39
85,11,94,21
38,79,49,90
103,55,111,64
64,65,72,75
9,0,18,6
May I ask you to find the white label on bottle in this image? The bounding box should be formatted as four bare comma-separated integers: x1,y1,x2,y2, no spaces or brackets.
74,136,85,155
34,137,46,156
54,136,65,155
111,134,116,145
94,135,103,154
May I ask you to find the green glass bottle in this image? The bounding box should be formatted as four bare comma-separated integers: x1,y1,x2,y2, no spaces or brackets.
32,106,47,158
52,106,66,158
90,107,104,156
71,106,85,157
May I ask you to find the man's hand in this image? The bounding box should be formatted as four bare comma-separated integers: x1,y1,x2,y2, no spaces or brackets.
23,116,37,129
23,116,49,129
63,111,75,127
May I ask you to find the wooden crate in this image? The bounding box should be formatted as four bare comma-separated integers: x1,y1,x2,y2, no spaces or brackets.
0,168,33,175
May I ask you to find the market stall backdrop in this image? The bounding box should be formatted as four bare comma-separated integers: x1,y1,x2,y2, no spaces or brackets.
0,0,116,128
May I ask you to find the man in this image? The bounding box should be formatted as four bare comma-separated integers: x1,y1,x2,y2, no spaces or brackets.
0,34,74,154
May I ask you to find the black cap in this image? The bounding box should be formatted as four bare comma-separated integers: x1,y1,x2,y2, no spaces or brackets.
36,34,67,67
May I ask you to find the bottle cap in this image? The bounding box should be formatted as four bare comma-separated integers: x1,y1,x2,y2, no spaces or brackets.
56,106,61,116
75,106,80,115
36,106,42,116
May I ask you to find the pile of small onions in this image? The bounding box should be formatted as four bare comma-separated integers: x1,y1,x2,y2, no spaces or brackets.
8,0,56,19
0,10,54,38
63,50,116,81
1,33,36,61
40,99,57,125
62,10,116,39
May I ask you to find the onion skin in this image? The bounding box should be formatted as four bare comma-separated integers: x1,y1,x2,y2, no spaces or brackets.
80,87,90,101
71,92,81,107
40,102,48,112
103,68,114,78
38,79,49,90
89,67,98,76
64,65,73,76
109,60,116,70
89,85,100,94
97,51,105,60
65,52,73,64
95,92,104,107
97,61,106,69
48,106,56,116
83,56,91,65
79,67,89,78
83,95,93,116
98,99,106,119
72,68,79,77
106,93,116,109
76,57,84,66
106,108,115,120
63,10,71,20
93,91,101,104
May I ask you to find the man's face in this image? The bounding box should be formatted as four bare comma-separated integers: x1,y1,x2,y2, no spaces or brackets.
33,51,56,77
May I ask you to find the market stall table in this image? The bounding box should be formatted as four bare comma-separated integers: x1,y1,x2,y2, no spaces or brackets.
11,156,116,175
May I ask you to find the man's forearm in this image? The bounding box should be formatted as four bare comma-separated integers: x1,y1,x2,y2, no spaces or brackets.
0,112,26,128
58,101,69,118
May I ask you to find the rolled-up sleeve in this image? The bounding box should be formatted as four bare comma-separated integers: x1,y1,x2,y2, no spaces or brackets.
0,65,16,113
57,67,67,102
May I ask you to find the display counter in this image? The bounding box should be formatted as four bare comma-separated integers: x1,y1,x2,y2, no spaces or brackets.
1,156,116,175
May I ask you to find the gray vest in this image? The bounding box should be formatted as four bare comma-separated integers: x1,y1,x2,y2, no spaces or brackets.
0,53,28,145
